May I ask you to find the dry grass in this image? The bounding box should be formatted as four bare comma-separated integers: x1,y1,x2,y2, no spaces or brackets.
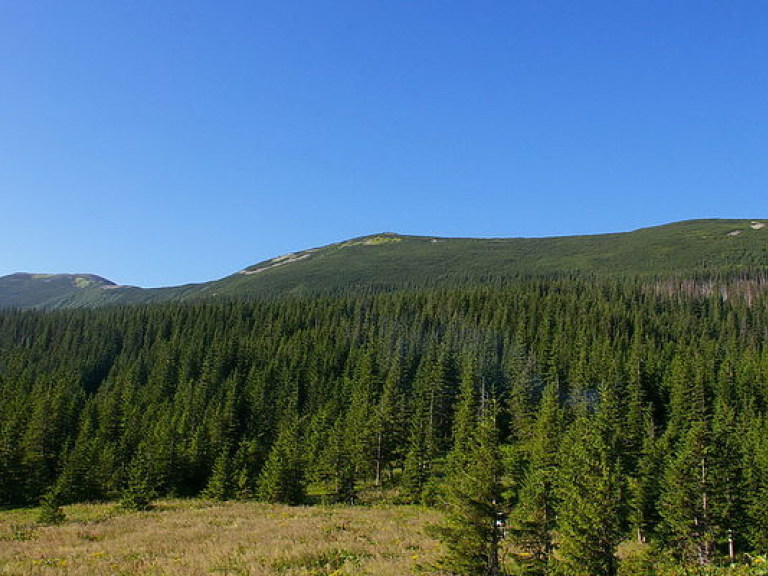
0,500,443,576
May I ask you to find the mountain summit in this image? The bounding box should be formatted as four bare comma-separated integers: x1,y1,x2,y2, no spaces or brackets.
0,273,117,309
2,219,768,310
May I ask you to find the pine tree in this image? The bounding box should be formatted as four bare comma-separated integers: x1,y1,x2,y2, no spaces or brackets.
55,408,106,503
322,416,357,504
709,400,745,559
402,346,450,502
120,455,155,511
627,420,662,544
257,411,305,505
505,346,535,443
344,349,379,488
658,420,715,565
401,417,432,502
0,414,26,506
554,414,623,576
742,416,768,551
657,352,736,566
371,352,406,486
508,379,563,570
433,394,505,576
37,488,66,525
230,439,260,499
202,444,233,500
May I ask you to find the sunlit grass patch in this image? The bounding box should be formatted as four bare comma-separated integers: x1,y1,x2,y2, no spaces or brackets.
0,499,442,575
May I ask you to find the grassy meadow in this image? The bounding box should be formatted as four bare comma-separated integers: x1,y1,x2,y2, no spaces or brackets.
4,500,768,576
0,500,442,576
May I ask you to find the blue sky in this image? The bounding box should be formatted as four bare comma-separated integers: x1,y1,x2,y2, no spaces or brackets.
1,1,767,287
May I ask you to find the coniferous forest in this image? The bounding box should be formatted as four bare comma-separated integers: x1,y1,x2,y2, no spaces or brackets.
2,277,768,574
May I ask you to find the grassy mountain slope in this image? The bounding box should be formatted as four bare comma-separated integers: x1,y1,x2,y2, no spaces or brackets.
0,273,118,309
2,219,768,309
206,219,768,298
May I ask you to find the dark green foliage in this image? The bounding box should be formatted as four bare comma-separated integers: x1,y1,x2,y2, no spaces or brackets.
2,270,768,572
554,414,623,576
433,394,505,576
120,457,155,511
507,379,563,570
742,417,768,551
37,489,66,525
257,411,305,505
627,428,663,545
315,417,357,504
371,351,407,486
202,445,234,501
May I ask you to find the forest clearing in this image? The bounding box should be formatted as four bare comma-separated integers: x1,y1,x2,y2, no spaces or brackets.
3,498,768,575
0,499,440,576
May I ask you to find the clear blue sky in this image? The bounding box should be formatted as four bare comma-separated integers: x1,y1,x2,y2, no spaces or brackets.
1,1,767,287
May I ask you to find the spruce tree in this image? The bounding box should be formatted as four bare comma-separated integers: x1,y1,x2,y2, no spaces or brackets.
371,352,406,486
433,394,505,576
257,411,305,505
120,456,155,511
743,416,768,551
658,421,715,565
202,444,233,500
627,421,662,544
401,418,431,502
37,488,66,525
344,350,378,488
508,379,562,570
0,416,25,506
554,414,623,576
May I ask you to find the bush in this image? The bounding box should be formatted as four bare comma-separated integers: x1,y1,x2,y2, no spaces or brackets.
119,462,155,511
37,491,66,525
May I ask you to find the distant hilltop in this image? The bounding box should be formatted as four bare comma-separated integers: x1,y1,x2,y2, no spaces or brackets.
2,219,768,310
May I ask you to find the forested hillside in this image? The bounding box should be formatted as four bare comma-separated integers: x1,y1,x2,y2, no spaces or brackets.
2,277,768,574
3,219,768,310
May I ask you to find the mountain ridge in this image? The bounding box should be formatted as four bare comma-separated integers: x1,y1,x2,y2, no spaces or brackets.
3,218,768,310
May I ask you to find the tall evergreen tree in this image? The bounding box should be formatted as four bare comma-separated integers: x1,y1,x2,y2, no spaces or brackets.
257,410,305,505
554,414,623,576
120,455,156,511
508,379,563,571
433,392,505,576
202,443,234,501
742,415,768,551
627,420,663,544
371,351,406,486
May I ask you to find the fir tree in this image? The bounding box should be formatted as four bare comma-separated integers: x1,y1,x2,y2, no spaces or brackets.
433,395,505,576
202,444,233,500
658,421,715,565
554,414,623,576
371,351,406,486
743,416,768,551
508,379,562,570
120,456,155,511
257,411,305,505
37,488,66,525
627,420,662,544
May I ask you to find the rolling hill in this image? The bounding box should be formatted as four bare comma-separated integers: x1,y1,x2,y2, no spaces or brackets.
2,219,768,309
